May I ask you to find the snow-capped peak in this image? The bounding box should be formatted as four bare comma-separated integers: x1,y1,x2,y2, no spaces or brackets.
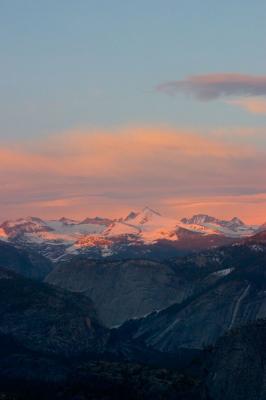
124,207,161,226
142,206,161,216
124,211,139,222
0,209,262,260
181,214,255,237
1,216,50,235
181,214,218,225
59,217,79,225
181,214,246,229
80,217,113,226
230,217,244,225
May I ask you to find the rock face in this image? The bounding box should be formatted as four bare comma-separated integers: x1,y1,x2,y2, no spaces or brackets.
46,258,197,327
116,244,266,352
206,319,266,400
0,241,52,280
46,243,266,328
0,267,109,357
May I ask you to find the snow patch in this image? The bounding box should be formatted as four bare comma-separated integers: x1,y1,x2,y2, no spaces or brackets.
212,268,234,277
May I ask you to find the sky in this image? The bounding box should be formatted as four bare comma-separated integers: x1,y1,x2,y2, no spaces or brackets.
0,0,266,223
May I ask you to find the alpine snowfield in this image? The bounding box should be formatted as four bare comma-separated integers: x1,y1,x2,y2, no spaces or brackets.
0,207,262,260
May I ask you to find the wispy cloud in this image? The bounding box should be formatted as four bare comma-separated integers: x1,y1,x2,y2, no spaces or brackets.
156,73,266,101
226,97,266,114
0,126,265,222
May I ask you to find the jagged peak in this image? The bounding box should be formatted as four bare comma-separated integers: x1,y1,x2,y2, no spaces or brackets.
124,211,139,221
141,206,161,216
230,217,245,225
181,214,216,225
124,207,161,223
182,214,246,228
59,217,79,225
80,216,113,226
2,216,45,226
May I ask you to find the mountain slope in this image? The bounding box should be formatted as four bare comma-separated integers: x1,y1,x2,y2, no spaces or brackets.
46,258,198,327
116,244,266,352
206,319,266,400
46,242,250,327
0,267,109,357
0,240,52,280
0,267,207,400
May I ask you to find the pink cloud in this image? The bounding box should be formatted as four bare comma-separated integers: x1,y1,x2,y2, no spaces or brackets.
0,126,265,222
227,97,266,114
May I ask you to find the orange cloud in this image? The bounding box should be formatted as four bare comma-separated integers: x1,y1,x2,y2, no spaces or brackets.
0,126,265,222
161,194,266,224
227,97,266,114
1,127,256,179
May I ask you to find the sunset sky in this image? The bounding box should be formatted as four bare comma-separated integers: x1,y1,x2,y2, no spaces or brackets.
1,1,266,223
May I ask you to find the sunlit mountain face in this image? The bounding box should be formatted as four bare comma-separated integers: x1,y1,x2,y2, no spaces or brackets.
0,207,263,261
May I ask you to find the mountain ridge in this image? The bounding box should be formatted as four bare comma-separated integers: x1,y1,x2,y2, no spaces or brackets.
0,209,261,261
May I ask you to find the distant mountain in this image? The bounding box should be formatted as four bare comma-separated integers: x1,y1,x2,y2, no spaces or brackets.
0,209,261,261
124,206,162,224
181,213,244,227
181,213,256,237
80,216,114,226
0,215,110,260
1,216,54,238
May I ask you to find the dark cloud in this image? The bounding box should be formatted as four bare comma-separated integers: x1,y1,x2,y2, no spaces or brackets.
156,73,266,100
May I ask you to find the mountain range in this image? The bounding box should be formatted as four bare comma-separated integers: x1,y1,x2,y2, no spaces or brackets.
0,207,262,261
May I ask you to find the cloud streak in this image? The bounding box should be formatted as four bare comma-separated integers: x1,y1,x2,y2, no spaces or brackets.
156,73,266,101
0,126,265,222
